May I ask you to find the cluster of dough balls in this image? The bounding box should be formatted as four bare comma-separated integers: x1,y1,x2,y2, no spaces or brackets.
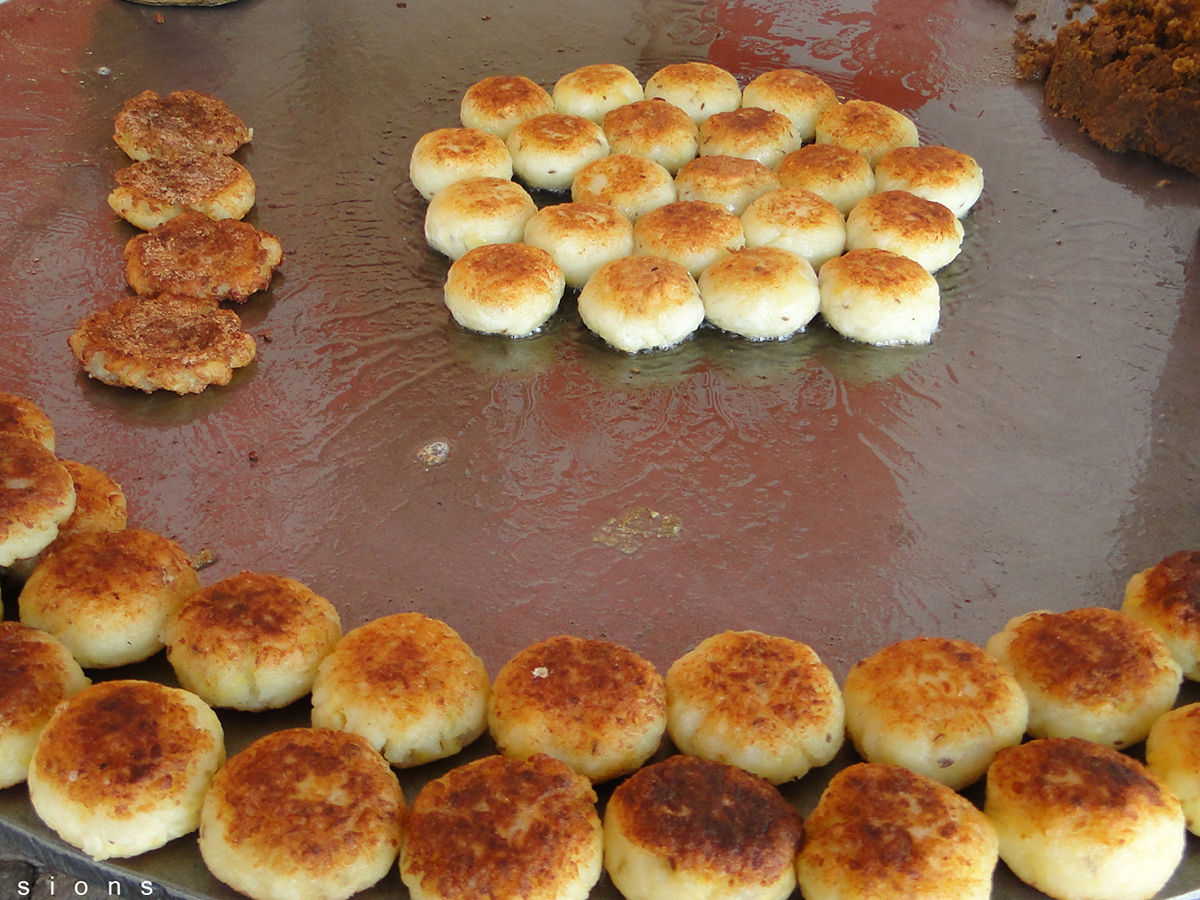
71,90,283,395
411,62,985,351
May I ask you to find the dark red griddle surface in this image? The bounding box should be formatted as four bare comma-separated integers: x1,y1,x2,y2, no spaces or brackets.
1,0,1198,897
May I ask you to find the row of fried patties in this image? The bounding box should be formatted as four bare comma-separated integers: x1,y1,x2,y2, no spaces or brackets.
411,63,985,350
3,394,1200,900
69,90,282,394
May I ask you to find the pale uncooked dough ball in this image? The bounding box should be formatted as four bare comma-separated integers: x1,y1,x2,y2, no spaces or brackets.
577,254,705,353
553,63,644,123
409,126,513,201
443,242,565,337
644,61,742,125
818,248,940,345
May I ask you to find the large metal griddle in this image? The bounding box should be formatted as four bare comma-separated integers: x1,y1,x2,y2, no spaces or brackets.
1,0,1198,896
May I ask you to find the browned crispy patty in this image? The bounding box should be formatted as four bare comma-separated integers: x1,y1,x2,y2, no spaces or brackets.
985,737,1186,900
604,754,803,900
6,458,130,582
0,391,56,450
488,634,666,782
985,606,1181,747
796,761,998,900
56,460,127,537
124,210,283,303
19,526,200,668
666,629,844,784
200,727,404,900
311,612,490,767
68,293,257,394
0,432,76,568
401,753,602,900
113,89,252,160
27,679,224,860
1122,549,1200,679
0,622,89,788
108,153,256,230
842,636,1027,789
162,571,342,710
1146,702,1200,835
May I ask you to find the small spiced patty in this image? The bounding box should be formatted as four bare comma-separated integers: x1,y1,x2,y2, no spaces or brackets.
113,89,252,160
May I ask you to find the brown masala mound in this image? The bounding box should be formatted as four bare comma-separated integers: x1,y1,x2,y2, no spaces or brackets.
1042,0,1200,175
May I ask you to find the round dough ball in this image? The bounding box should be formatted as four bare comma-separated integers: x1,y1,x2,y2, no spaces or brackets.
698,246,821,342
488,634,666,782
740,68,838,142
985,737,1186,900
443,241,565,336
401,753,602,900
577,254,705,353
1145,702,1200,835
776,142,876,216
797,762,998,900
507,112,610,192
310,612,489,767
553,63,644,123
985,606,1182,748
602,99,699,174
842,636,1028,789
644,61,742,125
741,186,846,270
845,190,965,272
19,527,200,668
523,200,634,289
632,199,745,278
818,248,940,346
409,126,513,201
0,433,75,568
604,754,802,900
674,154,780,217
571,152,677,222
0,391,55,451
162,571,343,711
0,622,89,789
665,629,843,783
28,679,224,860
698,106,799,168
1121,549,1200,680
815,99,919,167
199,727,405,900
424,175,537,259
460,74,555,140
874,144,985,217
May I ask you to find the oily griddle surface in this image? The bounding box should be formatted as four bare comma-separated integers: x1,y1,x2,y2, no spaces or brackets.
1,0,1198,897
